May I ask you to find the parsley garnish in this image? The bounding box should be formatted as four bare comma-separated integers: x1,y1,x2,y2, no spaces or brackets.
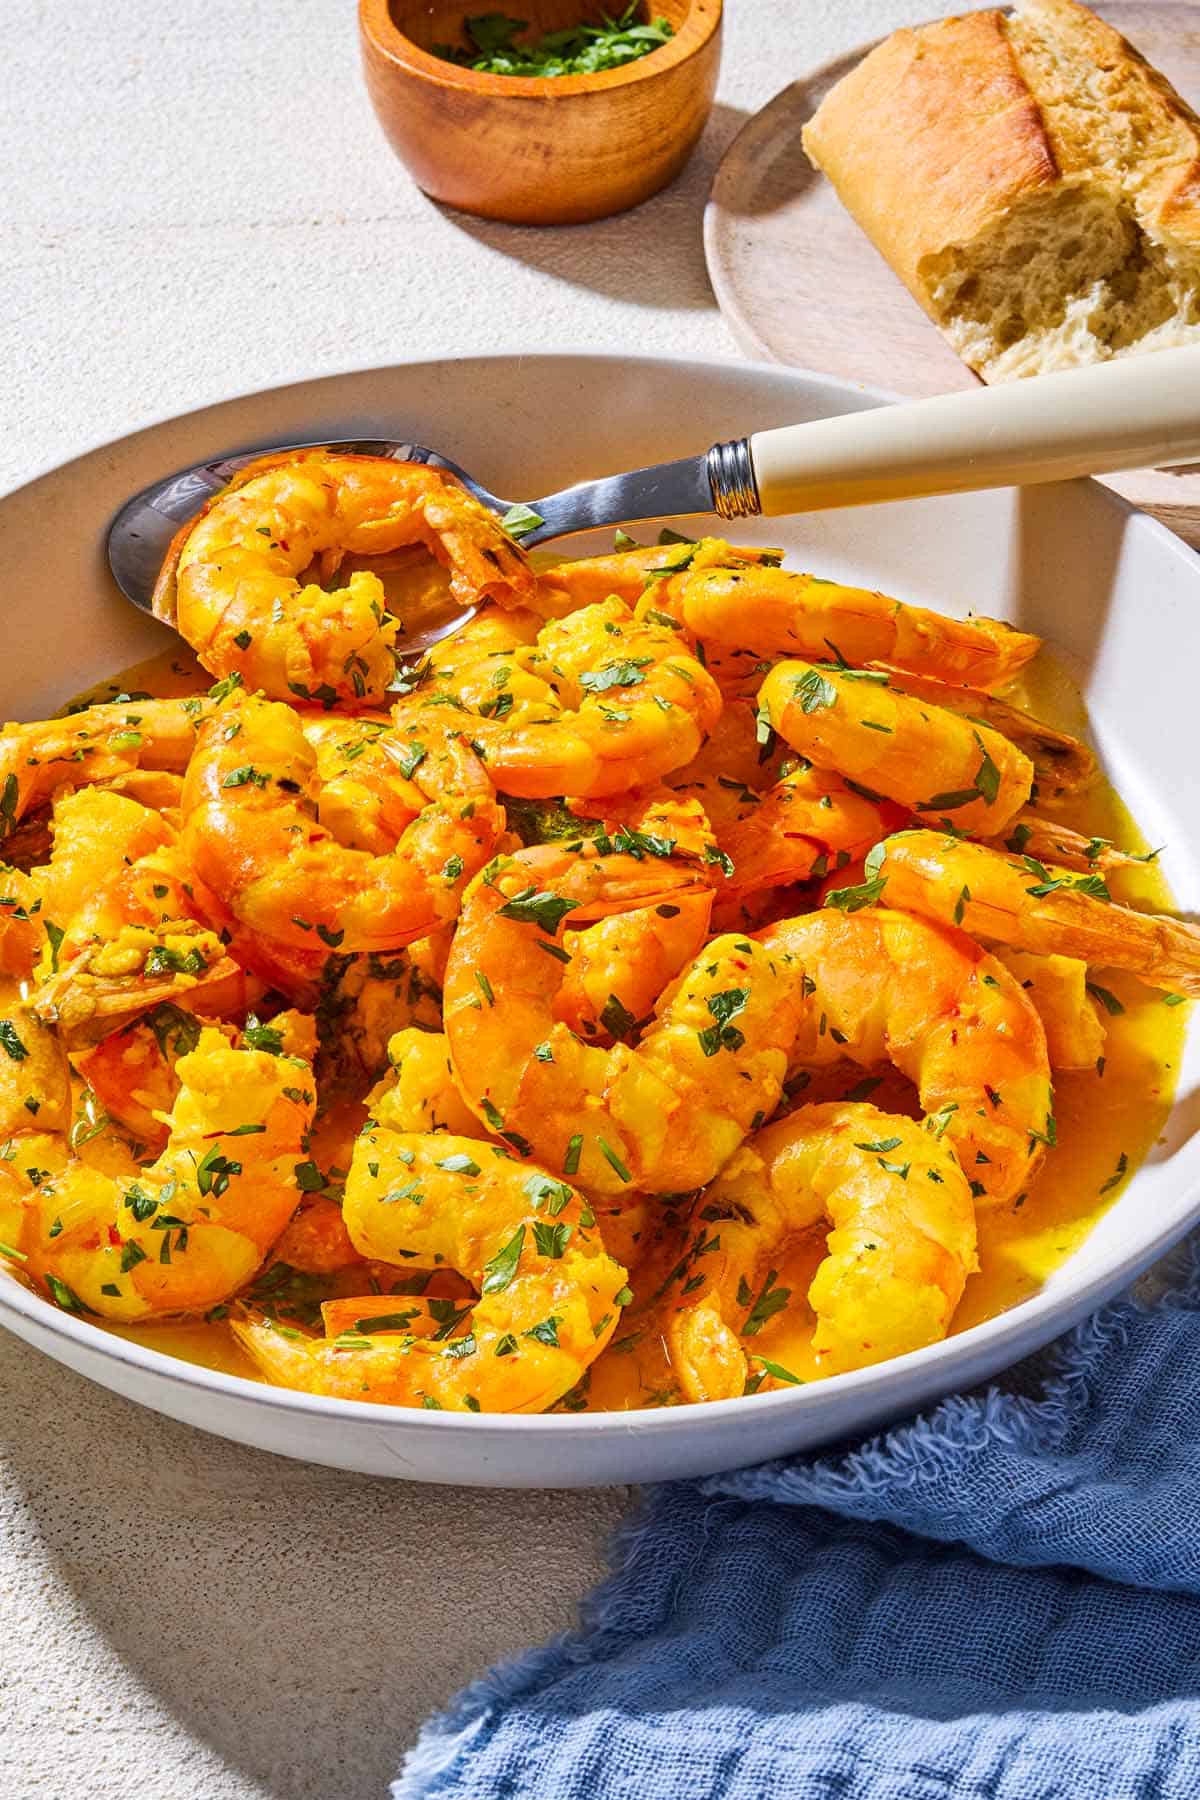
579,658,652,694
791,668,837,713
197,1147,242,1196
697,987,749,1057
499,502,544,539
823,875,887,913
496,886,579,934
482,1224,525,1293
533,1220,571,1259
740,1269,791,1337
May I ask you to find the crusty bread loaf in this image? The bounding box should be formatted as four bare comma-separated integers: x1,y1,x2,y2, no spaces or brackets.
802,0,1200,380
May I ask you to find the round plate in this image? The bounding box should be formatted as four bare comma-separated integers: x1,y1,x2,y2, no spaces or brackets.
704,3,1200,547
3,351,1200,1485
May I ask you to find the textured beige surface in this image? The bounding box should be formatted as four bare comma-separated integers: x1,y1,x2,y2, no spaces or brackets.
0,2,974,1795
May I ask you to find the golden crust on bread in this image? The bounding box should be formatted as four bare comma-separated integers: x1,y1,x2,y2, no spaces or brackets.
803,0,1200,379
803,11,1058,308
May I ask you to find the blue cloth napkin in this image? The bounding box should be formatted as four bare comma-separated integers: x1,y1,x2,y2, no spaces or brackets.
396,1242,1200,1800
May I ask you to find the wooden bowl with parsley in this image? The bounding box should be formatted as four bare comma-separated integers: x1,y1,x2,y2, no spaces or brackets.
359,1,722,224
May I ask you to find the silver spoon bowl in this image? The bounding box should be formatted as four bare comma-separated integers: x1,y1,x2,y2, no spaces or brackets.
106,434,754,656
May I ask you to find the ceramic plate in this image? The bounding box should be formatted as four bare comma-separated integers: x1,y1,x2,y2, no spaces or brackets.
3,352,1198,1486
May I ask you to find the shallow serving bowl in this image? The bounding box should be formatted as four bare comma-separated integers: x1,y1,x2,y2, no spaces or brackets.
3,352,1200,1486
359,0,722,224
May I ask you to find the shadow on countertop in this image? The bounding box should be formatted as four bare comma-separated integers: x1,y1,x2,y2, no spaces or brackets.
0,1330,628,1800
440,103,751,311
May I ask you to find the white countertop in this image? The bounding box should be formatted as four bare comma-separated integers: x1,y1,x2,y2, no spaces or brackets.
1,3,972,1795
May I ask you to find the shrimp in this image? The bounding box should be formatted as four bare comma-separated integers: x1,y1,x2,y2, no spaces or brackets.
298,712,425,855
884,673,1098,803
15,1026,316,1321
555,890,714,1041
443,844,803,1196
0,1005,72,1140
34,787,175,941
363,1025,648,1270
655,695,901,900
0,697,210,839
30,815,265,1044
181,691,505,953
69,1005,313,1149
0,867,44,979
665,565,1040,691
999,815,1153,876
994,951,1106,1071
70,1002,213,1146
28,785,321,1025
759,660,1035,838
536,536,781,612
759,908,1053,1203
0,1006,73,1263
162,452,536,708
876,830,1200,998
368,1027,484,1138
233,1133,628,1413
717,767,903,899
667,1102,978,1395
399,597,722,800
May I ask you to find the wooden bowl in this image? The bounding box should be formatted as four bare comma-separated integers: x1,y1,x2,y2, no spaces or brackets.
359,0,723,225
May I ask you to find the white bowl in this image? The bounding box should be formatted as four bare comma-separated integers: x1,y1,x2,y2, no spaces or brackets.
3,353,1199,1486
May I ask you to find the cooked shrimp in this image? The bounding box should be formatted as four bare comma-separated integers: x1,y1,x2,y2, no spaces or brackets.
0,697,210,839
718,766,902,899
667,1102,978,1394
233,1133,627,1413
400,597,722,800
0,866,50,980
1000,814,1151,875
33,914,262,1048
759,660,1035,837
994,951,1106,1071
163,452,535,707
0,1005,72,1139
17,1026,315,1320
759,908,1053,1203
298,712,424,854
368,1027,484,1138
0,1006,73,1264
35,787,175,940
667,566,1040,690
444,844,803,1196
70,1001,209,1146
537,536,781,611
555,890,715,1042
365,1025,648,1268
181,691,505,952
29,811,265,1041
876,830,1200,998
885,673,1098,803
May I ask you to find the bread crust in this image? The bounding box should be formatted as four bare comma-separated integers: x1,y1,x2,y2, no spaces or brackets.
802,0,1200,347
801,10,1057,311
1009,0,1200,246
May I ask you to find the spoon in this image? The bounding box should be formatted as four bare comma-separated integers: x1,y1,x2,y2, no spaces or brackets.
108,346,1200,657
